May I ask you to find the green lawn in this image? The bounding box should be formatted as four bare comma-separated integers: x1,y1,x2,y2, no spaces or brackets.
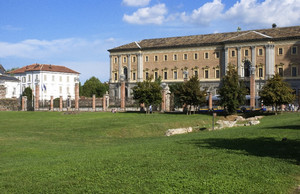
0,111,299,193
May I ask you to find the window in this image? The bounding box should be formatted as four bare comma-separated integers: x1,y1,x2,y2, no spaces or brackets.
244,49,249,56
123,57,127,63
194,70,198,77
154,55,158,61
292,66,297,77
215,52,220,58
67,76,69,82
204,52,209,59
52,75,55,82
145,56,149,62
278,67,283,77
67,87,70,94
114,73,118,80
259,68,263,77
173,54,177,61
154,72,158,80
164,55,168,61
132,56,136,63
231,50,235,57
114,57,118,63
44,75,47,81
132,72,136,80
59,76,62,82
183,54,188,60
292,46,298,55
183,72,188,79
22,77,26,83
278,48,283,55
59,86,62,94
258,48,263,56
28,75,31,82
36,75,38,81
174,71,177,79
164,72,168,80
205,70,209,79
216,69,220,78
145,72,149,79
194,53,198,60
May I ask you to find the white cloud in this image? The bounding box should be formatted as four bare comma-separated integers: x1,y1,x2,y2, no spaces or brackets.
224,0,300,27
1,25,23,31
180,0,224,26
122,0,151,7
123,4,167,25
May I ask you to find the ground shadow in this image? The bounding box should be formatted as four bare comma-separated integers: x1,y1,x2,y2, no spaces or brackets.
264,125,300,130
184,137,300,164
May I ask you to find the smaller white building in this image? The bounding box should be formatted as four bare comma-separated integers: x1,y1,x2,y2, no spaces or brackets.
0,65,20,99
9,64,80,100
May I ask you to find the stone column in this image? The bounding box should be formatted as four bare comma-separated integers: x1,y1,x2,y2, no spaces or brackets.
102,95,106,111
59,96,63,111
109,55,113,82
237,47,242,77
127,54,131,81
209,92,213,110
35,84,39,111
75,83,79,110
50,96,54,111
250,65,256,109
22,96,27,111
265,44,275,79
223,47,228,76
137,53,143,82
118,55,122,80
92,94,96,111
251,46,256,67
120,81,125,110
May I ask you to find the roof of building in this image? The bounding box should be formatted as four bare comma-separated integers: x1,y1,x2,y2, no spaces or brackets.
0,65,6,75
108,25,300,52
0,75,20,82
8,64,80,74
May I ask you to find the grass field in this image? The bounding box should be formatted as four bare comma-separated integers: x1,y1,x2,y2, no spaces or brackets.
0,111,299,193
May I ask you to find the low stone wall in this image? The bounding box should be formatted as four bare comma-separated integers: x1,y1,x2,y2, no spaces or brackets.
0,85,6,99
0,98,20,111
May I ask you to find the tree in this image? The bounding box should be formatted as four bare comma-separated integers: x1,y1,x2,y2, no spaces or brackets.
22,87,33,101
172,76,206,114
132,78,162,113
81,77,108,97
218,64,247,114
259,73,295,112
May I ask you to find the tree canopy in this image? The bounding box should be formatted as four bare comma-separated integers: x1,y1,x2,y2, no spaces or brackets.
259,73,295,110
132,78,162,112
80,77,108,97
171,76,206,114
22,87,33,101
218,64,247,114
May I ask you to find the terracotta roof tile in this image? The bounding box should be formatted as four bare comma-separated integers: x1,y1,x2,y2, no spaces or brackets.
108,25,300,52
8,64,80,74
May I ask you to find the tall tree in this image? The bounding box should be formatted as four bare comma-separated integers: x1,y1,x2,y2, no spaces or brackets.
218,64,247,114
132,78,162,113
22,87,33,101
172,76,206,114
259,73,295,111
81,77,108,97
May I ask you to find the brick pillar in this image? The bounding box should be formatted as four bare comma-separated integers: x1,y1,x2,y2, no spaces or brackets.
250,73,256,109
209,92,213,110
35,84,39,111
50,96,54,111
22,96,27,111
120,81,125,109
75,83,79,110
59,96,63,111
92,94,96,111
102,95,106,111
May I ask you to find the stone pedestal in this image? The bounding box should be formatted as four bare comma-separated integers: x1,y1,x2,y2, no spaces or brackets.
22,96,27,111
120,81,125,109
50,96,54,111
75,83,79,110
250,74,256,109
59,96,63,111
92,94,96,111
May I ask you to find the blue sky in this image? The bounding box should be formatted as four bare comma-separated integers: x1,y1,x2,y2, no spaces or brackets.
1,0,300,83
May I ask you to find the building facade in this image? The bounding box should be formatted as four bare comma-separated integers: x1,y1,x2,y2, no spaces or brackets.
9,64,80,100
108,26,300,106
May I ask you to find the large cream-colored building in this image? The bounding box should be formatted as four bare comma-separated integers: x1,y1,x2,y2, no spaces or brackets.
108,26,300,106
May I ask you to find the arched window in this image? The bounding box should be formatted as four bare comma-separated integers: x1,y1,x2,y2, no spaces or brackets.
123,67,128,80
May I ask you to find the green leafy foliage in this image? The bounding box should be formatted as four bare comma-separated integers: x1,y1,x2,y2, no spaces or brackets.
259,73,295,110
132,78,162,109
81,77,108,97
218,64,247,114
22,87,33,101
